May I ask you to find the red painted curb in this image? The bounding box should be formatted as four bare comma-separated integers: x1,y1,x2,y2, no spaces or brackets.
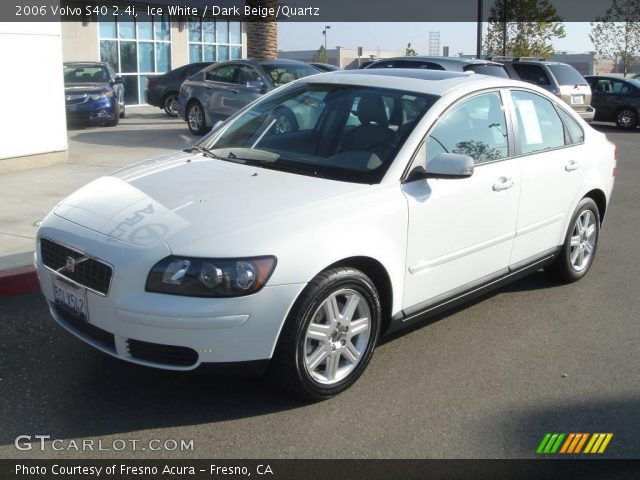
0,266,40,298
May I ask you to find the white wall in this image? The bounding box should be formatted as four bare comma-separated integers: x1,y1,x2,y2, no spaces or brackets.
0,22,67,161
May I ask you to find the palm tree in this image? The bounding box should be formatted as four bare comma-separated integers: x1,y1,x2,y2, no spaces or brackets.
245,0,278,60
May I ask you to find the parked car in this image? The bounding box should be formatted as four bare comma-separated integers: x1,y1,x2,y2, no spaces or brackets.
585,75,640,129
145,62,213,117
63,62,125,126
177,59,319,135
309,62,340,72
36,69,615,400
365,56,510,78
497,59,595,122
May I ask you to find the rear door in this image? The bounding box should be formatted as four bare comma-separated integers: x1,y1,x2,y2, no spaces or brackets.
506,89,586,265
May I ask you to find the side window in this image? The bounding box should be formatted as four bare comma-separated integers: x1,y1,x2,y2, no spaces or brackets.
426,91,509,165
612,80,630,94
556,108,585,145
511,90,565,154
206,65,236,83
512,64,551,86
594,79,613,93
235,65,261,84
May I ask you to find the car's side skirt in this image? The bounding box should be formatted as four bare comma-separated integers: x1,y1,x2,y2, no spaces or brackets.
386,246,560,335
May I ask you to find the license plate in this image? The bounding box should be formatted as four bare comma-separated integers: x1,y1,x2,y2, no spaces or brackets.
53,275,88,321
571,95,584,105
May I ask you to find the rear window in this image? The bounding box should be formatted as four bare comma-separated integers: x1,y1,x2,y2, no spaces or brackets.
512,64,551,86
548,64,587,86
463,64,509,78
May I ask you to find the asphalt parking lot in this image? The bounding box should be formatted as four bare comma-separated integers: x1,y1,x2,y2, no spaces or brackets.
0,121,638,460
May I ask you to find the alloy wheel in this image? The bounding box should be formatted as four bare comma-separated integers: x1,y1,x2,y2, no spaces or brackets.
303,289,371,385
188,105,203,131
569,210,597,271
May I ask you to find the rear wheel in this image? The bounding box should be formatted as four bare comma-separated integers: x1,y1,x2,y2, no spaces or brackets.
545,197,600,283
272,267,381,401
615,107,638,129
163,93,179,117
186,101,210,135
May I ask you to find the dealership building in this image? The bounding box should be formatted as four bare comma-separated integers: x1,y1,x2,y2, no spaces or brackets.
0,15,247,173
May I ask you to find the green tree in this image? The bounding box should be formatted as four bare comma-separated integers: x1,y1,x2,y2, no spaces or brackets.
589,0,640,77
312,45,329,64
484,0,566,58
405,42,418,56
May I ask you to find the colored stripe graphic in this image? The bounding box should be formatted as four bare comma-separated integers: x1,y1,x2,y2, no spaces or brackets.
538,433,613,454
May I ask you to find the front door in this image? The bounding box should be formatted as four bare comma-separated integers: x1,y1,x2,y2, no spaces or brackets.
402,90,520,310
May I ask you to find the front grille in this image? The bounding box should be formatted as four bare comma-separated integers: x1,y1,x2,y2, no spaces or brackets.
127,339,198,367
66,94,88,105
41,238,112,295
54,305,116,352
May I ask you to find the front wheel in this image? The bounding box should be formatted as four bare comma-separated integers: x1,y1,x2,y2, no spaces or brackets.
545,197,600,283
186,101,210,135
272,268,381,401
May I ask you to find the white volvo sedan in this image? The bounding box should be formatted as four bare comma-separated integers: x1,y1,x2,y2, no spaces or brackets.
36,69,616,400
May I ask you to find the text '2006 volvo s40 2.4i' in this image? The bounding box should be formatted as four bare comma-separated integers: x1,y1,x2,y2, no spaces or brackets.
36,69,616,400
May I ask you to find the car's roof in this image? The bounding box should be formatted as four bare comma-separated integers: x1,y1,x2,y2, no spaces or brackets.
585,75,630,80
303,68,521,96
64,61,110,67
371,56,501,66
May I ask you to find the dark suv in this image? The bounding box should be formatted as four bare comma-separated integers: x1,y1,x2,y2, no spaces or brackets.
497,59,594,122
364,56,510,78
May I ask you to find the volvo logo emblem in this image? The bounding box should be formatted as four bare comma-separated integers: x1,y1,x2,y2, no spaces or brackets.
65,256,77,273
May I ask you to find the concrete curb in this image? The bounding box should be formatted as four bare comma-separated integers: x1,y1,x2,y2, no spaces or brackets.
0,265,39,298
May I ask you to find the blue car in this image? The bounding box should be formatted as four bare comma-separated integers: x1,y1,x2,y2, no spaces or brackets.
64,62,125,126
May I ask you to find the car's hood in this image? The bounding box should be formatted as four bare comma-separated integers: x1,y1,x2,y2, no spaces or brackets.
54,150,368,253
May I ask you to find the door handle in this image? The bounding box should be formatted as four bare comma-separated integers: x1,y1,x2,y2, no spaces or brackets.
492,177,515,191
565,160,580,172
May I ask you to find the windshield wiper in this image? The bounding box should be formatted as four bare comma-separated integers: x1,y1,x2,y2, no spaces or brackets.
184,145,222,160
238,157,325,179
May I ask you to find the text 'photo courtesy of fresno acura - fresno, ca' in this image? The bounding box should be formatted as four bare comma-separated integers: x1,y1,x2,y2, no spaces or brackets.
36,69,616,400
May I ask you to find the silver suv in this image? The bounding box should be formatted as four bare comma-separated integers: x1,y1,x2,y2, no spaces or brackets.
497,58,595,122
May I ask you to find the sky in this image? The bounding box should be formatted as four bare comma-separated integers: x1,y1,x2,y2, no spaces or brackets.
277,22,595,56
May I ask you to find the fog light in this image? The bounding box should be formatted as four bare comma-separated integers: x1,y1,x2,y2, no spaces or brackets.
96,110,108,118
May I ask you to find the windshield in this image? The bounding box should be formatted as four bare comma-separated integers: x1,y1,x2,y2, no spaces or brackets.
64,65,109,84
548,64,587,86
261,64,319,87
198,83,438,183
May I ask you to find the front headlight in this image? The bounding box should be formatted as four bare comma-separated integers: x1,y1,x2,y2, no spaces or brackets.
90,90,114,101
145,256,277,297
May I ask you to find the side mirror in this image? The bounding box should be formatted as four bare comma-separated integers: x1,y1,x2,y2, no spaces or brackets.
114,76,124,85
426,153,474,179
246,80,266,93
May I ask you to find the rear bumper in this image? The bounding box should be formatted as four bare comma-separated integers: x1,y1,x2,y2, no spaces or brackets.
577,106,595,123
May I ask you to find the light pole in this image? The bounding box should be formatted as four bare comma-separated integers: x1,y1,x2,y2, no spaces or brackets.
322,25,331,50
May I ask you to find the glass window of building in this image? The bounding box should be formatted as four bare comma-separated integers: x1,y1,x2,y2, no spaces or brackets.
99,14,172,105
188,18,243,63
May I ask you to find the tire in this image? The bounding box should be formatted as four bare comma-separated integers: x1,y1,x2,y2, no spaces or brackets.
273,107,299,134
105,102,120,127
272,267,381,401
545,197,600,283
615,107,638,129
186,101,210,135
163,93,179,117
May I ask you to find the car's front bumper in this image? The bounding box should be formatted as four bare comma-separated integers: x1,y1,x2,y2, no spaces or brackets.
35,214,306,371
65,97,116,123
